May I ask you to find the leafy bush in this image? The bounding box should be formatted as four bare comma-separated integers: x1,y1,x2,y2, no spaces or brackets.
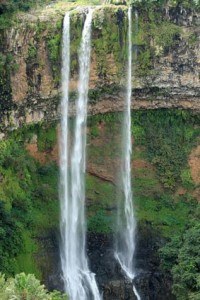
132,110,200,189
0,273,66,300
47,33,61,85
172,206,200,299
160,205,200,299
0,202,23,274
0,123,59,276
88,210,113,233
90,125,100,138
37,124,57,152
180,169,194,189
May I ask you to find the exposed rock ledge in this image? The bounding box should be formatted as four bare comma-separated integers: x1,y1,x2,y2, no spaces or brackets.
0,89,199,137
0,4,200,135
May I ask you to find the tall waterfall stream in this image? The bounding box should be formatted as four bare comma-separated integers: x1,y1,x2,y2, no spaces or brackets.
60,9,101,300
60,6,140,300
59,11,70,295
115,7,141,300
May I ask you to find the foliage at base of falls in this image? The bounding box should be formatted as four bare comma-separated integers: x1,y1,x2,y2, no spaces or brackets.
0,273,66,300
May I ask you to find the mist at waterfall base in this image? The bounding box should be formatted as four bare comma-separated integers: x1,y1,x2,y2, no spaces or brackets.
115,7,141,300
59,9,101,300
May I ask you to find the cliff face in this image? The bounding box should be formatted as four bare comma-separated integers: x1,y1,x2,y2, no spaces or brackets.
0,4,200,136
21,109,199,299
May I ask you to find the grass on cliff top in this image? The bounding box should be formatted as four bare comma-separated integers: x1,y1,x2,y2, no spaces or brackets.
24,1,127,19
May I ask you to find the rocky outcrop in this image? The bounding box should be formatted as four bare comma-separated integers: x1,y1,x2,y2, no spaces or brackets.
0,4,200,135
43,226,174,300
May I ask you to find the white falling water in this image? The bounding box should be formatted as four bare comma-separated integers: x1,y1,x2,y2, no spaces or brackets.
60,11,71,293
60,8,101,300
115,7,141,300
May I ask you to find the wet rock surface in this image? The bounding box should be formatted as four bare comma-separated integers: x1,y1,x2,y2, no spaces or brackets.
43,225,174,299
87,225,174,299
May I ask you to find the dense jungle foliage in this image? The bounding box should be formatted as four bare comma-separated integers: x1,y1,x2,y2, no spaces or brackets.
0,126,58,276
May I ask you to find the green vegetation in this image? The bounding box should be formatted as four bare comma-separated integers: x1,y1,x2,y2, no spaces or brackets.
46,27,62,85
62,0,200,8
92,8,127,79
88,84,121,104
0,273,66,300
160,206,200,299
88,110,200,190
0,0,199,297
180,168,195,190
132,110,200,189
129,0,200,9
36,123,57,151
69,0,102,4
172,217,200,299
0,124,59,278
0,109,199,298
135,12,181,77
86,175,116,233
0,202,22,274
0,0,198,99
0,53,18,113
87,110,199,237
27,43,37,61
88,209,114,233
69,13,83,75
86,109,200,298
0,0,50,15
0,0,52,30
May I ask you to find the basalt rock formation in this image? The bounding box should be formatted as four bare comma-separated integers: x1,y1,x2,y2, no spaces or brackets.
0,4,199,136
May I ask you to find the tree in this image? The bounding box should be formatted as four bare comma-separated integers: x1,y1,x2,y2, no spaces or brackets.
0,202,23,274
160,206,200,299
172,222,200,299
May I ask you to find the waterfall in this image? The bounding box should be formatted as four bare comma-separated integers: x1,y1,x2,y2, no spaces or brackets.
60,8,101,300
115,7,141,300
60,11,71,293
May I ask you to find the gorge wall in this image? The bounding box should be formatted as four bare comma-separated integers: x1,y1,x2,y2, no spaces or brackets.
0,3,200,137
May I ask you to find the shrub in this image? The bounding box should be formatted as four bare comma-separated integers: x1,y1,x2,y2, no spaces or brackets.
0,273,66,300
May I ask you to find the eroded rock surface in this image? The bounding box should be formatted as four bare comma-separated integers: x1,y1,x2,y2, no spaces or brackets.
0,5,200,135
